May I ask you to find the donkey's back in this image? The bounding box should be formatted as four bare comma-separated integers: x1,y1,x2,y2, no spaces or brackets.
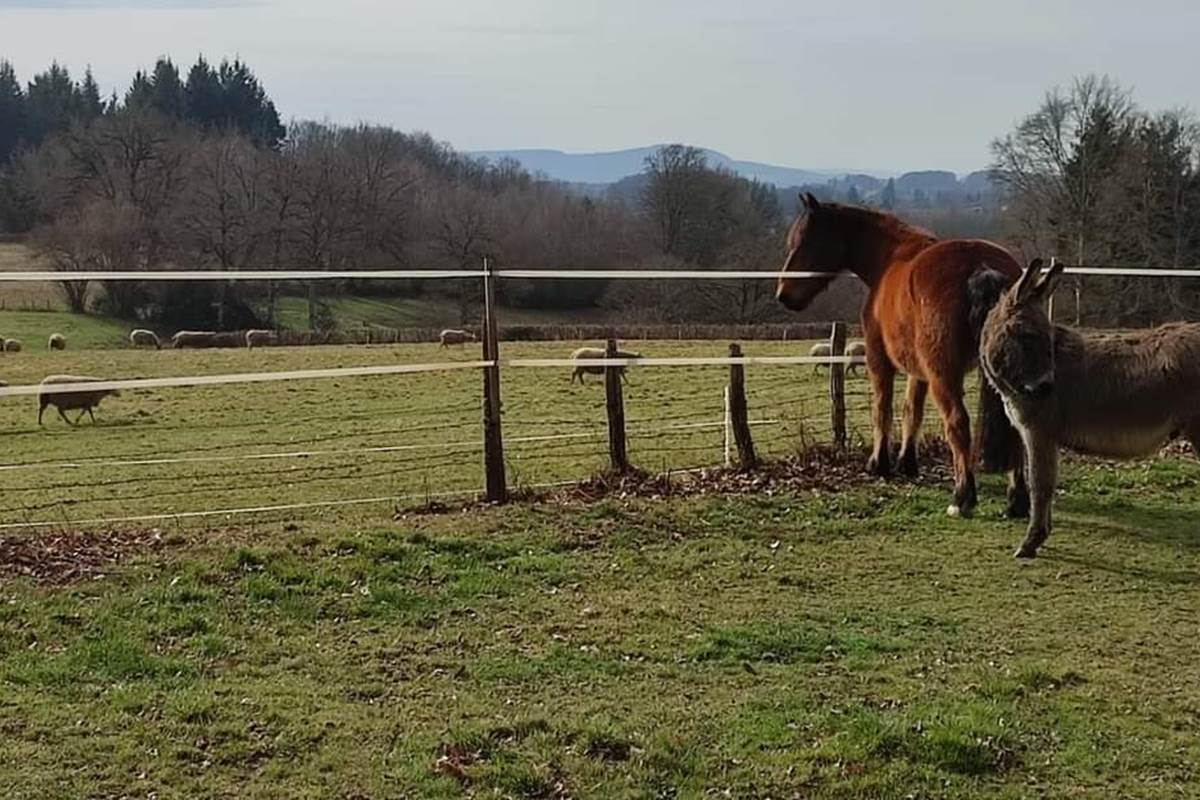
1053,322,1200,457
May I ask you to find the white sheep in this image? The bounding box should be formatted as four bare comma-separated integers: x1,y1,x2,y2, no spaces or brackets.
3,338,22,353
48,333,66,351
130,329,161,349
439,329,477,347
37,375,120,426
171,330,217,349
245,329,278,349
571,346,642,385
846,340,867,377
809,342,832,374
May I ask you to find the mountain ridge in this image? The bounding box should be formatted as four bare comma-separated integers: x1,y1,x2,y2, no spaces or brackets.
469,145,987,190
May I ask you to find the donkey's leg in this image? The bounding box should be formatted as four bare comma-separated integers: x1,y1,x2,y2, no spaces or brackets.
1015,431,1057,558
930,378,976,518
897,375,927,478
865,350,896,477
1005,437,1030,519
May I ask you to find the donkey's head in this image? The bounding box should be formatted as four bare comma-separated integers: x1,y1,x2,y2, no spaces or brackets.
775,193,846,311
979,259,1065,400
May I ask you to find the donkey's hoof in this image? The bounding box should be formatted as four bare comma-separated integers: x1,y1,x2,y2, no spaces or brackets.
946,504,973,519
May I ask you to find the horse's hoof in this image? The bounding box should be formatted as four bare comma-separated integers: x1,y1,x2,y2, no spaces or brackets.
866,456,892,478
897,455,919,478
1003,503,1030,520
1013,545,1038,559
946,504,966,518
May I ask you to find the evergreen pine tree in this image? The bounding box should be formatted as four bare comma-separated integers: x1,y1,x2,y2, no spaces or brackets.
184,56,222,127
125,69,154,110
76,66,105,121
149,57,185,118
25,62,77,143
0,60,25,165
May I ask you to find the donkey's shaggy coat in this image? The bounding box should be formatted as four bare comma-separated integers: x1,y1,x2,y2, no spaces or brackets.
978,259,1200,558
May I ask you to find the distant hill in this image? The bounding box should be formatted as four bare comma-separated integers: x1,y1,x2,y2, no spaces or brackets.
471,146,848,187
470,145,999,205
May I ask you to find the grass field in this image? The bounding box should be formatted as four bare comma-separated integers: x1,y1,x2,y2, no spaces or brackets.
0,339,873,526
1,451,1198,797
2,262,1199,796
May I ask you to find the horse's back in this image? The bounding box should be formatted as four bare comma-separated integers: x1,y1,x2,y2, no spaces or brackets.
871,239,1020,378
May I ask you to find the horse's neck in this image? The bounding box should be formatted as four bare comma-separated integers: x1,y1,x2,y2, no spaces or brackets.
847,219,935,286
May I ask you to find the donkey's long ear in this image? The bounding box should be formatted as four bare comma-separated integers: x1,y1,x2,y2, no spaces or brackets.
1013,258,1043,303
1034,259,1066,300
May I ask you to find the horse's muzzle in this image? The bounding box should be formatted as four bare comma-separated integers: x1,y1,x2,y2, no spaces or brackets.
775,281,805,311
1022,379,1054,399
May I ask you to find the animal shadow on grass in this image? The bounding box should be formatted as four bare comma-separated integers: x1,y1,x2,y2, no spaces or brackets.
1048,494,1200,586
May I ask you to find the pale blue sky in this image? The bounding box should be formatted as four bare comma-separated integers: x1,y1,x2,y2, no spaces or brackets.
2,0,1198,172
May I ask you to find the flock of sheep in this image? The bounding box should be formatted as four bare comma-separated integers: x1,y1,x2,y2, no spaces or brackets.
1,325,867,427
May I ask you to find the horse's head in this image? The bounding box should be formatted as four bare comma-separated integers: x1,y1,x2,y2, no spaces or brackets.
979,259,1064,401
775,193,846,312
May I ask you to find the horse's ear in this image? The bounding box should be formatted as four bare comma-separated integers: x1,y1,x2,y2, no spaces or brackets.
800,191,820,212
1034,258,1066,300
1013,258,1043,303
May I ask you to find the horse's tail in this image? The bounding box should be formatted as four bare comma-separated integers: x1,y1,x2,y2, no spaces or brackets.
966,268,1018,473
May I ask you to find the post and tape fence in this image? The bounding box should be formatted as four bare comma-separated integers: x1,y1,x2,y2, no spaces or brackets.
1,260,1197,528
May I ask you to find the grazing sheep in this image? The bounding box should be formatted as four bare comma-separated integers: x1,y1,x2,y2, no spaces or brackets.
130,329,161,349
171,330,218,349
809,342,832,374
3,338,22,353
439,329,477,347
48,333,66,351
0,380,8,388
246,329,278,349
37,375,120,426
846,340,867,376
570,346,642,385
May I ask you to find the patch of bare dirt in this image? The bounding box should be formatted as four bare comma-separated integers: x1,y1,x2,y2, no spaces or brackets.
0,528,164,586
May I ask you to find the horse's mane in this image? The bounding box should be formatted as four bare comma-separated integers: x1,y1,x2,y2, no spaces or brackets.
821,202,937,244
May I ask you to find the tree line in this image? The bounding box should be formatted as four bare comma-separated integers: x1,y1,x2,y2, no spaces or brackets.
0,56,808,329
991,75,1200,324
5,57,1198,330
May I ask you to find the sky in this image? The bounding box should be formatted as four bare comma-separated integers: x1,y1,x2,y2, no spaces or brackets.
2,0,1199,174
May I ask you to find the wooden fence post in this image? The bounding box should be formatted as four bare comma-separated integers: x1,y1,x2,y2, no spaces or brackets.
727,343,757,468
829,322,847,448
481,255,507,502
604,337,630,473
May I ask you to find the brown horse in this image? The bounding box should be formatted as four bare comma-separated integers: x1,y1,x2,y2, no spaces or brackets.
776,194,1026,518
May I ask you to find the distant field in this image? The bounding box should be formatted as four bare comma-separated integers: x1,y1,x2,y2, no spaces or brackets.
0,338,871,526
276,295,612,330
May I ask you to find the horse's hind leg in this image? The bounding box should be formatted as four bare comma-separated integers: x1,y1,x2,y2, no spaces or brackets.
865,345,896,477
897,375,927,477
1005,440,1030,519
930,378,976,517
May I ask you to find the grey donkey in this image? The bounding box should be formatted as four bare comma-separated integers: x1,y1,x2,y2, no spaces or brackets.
978,258,1200,558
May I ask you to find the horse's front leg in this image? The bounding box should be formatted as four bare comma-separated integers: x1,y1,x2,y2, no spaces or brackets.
1015,430,1057,558
930,379,976,518
897,375,927,477
865,346,896,477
